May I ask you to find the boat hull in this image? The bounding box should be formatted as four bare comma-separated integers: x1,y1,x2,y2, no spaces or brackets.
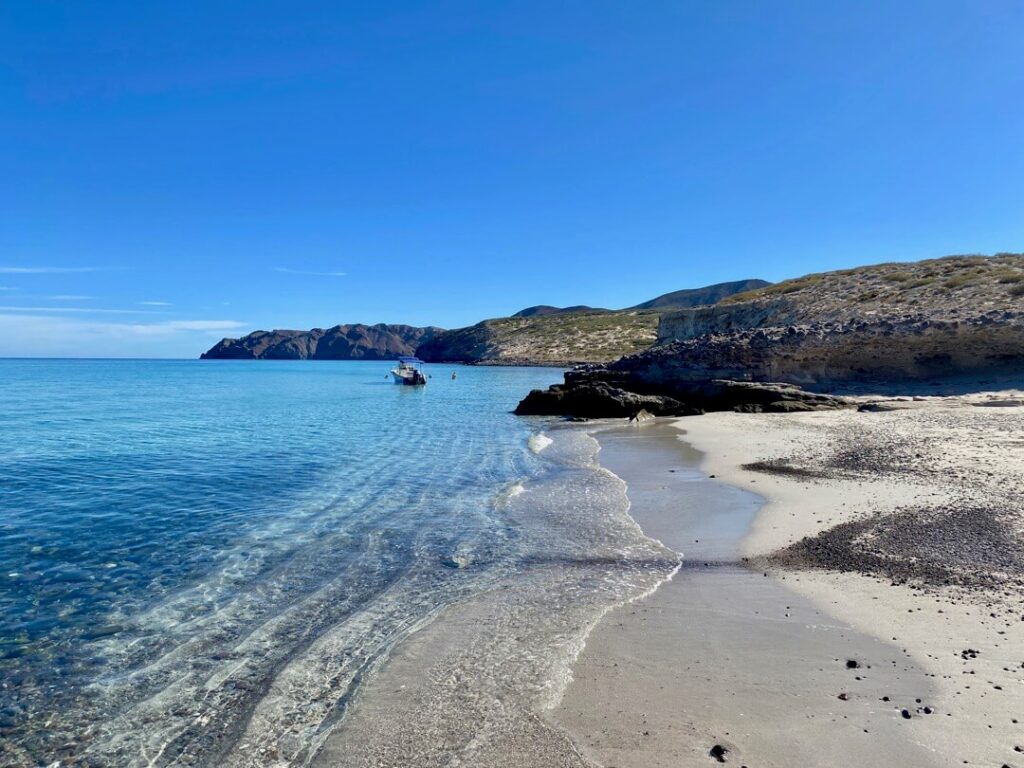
391,371,426,386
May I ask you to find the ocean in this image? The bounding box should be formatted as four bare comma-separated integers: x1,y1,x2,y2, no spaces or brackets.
0,359,678,767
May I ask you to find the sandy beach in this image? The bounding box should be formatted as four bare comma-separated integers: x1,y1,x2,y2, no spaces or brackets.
557,394,1024,767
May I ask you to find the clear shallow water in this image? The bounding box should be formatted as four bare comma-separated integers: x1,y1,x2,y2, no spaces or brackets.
0,360,677,767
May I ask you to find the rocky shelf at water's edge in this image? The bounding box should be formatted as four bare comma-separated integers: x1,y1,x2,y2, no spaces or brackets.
515,254,1024,418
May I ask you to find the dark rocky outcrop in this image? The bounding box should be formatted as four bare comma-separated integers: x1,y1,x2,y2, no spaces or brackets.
514,381,694,418
515,366,849,418
515,312,1024,418
623,313,1024,388
201,324,440,361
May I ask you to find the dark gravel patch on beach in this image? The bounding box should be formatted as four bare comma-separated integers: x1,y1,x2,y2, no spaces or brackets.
821,434,931,477
741,459,827,480
771,501,1024,589
743,432,937,483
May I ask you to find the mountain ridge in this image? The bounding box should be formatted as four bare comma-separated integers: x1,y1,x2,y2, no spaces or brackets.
201,279,767,363
200,323,440,361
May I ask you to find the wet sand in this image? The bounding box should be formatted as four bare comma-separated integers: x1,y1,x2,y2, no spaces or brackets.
311,400,1022,767
310,427,678,768
555,423,944,767
678,398,1024,767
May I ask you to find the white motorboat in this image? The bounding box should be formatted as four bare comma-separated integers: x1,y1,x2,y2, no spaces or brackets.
390,357,427,386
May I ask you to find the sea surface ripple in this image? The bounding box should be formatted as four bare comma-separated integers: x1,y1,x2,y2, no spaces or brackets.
0,360,677,767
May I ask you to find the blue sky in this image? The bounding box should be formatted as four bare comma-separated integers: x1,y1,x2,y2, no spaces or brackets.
2,1,1022,357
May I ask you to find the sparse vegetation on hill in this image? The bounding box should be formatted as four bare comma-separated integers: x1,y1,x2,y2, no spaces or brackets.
416,280,768,365
718,253,1024,318
519,253,1024,417
201,280,765,364
416,310,661,366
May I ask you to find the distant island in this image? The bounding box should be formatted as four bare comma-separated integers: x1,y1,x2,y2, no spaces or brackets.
200,279,769,364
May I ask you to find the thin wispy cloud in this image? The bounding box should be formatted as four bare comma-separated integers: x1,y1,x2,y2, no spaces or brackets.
163,320,244,331
0,286,14,291
139,300,172,306
0,314,246,357
49,295,95,301
0,306,161,315
0,266,101,274
274,267,346,277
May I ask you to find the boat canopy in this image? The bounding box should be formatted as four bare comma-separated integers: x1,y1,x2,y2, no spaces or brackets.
397,357,424,364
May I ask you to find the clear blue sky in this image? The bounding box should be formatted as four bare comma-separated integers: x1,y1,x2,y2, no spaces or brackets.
2,1,1022,357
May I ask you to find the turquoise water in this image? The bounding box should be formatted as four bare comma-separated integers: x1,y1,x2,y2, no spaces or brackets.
0,360,677,767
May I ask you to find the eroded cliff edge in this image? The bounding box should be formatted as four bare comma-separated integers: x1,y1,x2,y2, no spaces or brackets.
516,254,1024,417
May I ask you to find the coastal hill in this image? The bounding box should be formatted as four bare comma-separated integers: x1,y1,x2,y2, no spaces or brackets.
511,304,606,318
629,278,770,311
508,279,769,318
415,279,769,365
658,253,1024,342
201,279,766,364
414,309,659,365
200,323,440,360
516,253,1024,416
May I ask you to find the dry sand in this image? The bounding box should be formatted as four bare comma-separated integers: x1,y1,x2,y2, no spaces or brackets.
557,393,1023,767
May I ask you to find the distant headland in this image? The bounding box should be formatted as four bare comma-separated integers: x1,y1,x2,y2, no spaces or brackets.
199,279,769,365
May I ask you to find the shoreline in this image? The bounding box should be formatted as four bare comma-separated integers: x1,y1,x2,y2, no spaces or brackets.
554,421,943,767
308,425,680,767
669,399,1022,766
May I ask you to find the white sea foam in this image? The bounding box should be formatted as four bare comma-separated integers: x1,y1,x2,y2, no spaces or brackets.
297,425,682,766
528,433,553,453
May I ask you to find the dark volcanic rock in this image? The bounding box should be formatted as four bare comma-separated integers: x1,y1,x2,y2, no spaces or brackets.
514,381,694,418
514,365,849,418
709,743,729,762
201,324,441,361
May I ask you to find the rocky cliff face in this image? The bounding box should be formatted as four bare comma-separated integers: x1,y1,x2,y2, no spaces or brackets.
516,254,1024,417
628,312,1024,387
200,324,440,360
650,253,1024,386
